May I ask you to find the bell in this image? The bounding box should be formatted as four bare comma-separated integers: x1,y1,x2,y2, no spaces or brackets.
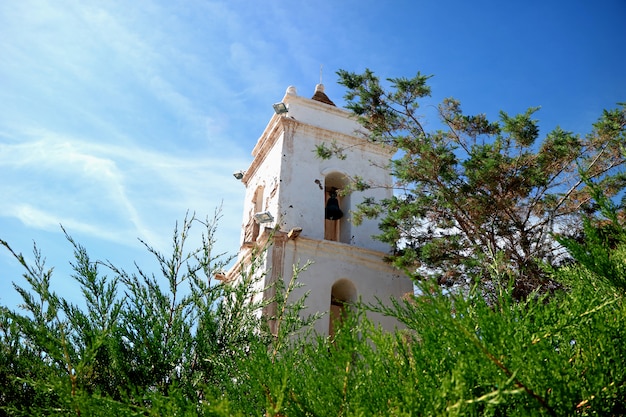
325,192,344,220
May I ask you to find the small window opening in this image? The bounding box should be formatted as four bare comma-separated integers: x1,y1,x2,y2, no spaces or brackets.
324,172,350,243
245,185,264,243
329,279,357,337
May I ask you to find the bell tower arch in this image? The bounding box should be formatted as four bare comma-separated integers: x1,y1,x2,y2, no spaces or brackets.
225,84,412,335
323,170,350,243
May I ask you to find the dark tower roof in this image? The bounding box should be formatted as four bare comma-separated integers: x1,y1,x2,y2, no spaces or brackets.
311,83,335,106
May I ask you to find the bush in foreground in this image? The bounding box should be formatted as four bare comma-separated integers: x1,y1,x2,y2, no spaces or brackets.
1,203,626,415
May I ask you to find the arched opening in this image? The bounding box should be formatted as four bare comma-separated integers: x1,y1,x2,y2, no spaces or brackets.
324,172,350,243
244,185,264,244
329,279,357,337
252,185,264,241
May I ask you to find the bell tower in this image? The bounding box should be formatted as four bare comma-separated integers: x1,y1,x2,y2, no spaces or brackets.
226,84,412,335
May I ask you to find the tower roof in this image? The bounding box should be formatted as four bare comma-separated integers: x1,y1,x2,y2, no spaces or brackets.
311,83,335,106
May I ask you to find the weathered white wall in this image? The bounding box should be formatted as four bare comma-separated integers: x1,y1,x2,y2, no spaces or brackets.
230,85,412,335
239,86,395,250
275,236,412,335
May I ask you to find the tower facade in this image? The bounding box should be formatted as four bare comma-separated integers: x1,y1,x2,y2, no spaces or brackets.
226,84,412,335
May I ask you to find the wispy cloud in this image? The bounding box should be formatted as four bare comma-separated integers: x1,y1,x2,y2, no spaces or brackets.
10,204,131,244
0,127,249,251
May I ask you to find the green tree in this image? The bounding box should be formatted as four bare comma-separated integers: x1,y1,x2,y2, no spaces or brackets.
2,205,626,415
322,69,625,297
0,209,319,416
0,211,257,415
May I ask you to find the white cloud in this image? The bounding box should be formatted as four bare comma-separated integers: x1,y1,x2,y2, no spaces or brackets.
10,203,132,244
0,2,347,269
0,128,249,251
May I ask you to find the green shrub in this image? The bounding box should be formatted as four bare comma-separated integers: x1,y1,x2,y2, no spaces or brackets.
2,200,626,416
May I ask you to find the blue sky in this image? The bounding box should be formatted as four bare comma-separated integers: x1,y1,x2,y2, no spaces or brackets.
1,0,625,309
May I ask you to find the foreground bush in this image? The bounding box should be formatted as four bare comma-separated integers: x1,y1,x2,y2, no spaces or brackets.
243,192,626,416
0,211,271,416
2,203,626,416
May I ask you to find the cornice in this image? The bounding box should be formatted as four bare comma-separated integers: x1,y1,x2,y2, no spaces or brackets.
242,113,395,185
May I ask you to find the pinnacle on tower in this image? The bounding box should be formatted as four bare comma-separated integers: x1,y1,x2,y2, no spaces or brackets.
311,83,335,106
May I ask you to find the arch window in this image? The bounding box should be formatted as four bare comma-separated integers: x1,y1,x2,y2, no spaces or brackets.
329,279,357,337
324,172,350,243
244,185,264,244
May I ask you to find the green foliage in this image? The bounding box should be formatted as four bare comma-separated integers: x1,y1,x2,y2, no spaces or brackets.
315,141,347,161
0,210,276,415
0,208,332,416
557,178,626,292
253,197,626,416
2,199,626,415
326,69,626,298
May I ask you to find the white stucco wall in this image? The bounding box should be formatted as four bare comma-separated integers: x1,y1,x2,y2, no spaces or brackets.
229,85,412,335
239,86,395,252
274,236,412,335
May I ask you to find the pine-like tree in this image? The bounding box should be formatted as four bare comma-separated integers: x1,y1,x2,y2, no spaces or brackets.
319,69,625,298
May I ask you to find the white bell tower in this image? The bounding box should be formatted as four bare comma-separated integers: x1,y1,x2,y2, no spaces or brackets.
226,84,412,335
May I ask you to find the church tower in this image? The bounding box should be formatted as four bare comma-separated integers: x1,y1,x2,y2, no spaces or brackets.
225,84,412,336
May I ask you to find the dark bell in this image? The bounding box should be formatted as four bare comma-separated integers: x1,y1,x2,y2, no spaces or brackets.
325,193,343,220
